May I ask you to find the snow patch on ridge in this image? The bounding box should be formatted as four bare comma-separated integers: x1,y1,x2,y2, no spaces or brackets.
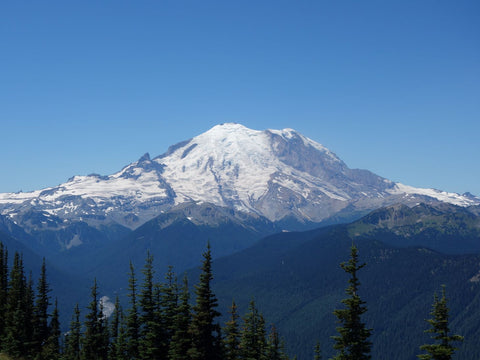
388,183,476,207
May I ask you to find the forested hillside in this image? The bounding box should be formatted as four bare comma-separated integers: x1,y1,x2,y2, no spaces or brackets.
209,224,480,359
0,243,293,360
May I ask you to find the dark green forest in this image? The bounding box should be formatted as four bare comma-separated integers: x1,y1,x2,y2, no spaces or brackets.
0,240,465,360
0,243,292,360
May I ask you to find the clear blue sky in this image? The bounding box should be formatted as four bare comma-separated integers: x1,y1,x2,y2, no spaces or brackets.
1,1,479,195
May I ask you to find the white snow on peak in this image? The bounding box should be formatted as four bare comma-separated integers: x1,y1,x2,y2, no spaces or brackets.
268,127,341,161
0,163,167,217
155,123,349,213
0,123,478,224
0,189,45,206
388,183,477,207
157,123,280,209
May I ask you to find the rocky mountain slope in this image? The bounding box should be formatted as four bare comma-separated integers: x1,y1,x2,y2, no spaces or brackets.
0,123,478,251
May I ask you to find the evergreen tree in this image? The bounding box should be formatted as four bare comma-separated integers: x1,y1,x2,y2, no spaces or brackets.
2,252,28,357
24,272,36,357
139,252,159,360
33,258,52,354
266,324,285,360
41,298,61,359
109,296,128,360
239,299,267,360
99,299,110,360
126,262,140,359
168,275,192,360
0,243,8,343
417,286,463,360
314,341,322,360
188,243,222,360
158,265,178,358
82,279,108,360
64,304,81,360
109,296,121,359
223,300,241,360
114,321,129,360
109,296,129,360
331,245,372,360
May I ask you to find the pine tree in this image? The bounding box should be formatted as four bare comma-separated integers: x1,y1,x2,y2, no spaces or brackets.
139,252,159,360
99,299,110,360
188,243,222,360
109,296,128,360
0,243,8,343
331,245,372,360
126,262,140,359
223,300,240,360
239,299,267,360
24,272,36,357
158,265,178,358
41,298,61,359
417,286,463,360
2,252,28,357
168,275,192,360
50,299,61,356
33,258,52,354
82,279,108,360
265,324,285,360
109,296,121,359
64,304,81,360
314,341,322,360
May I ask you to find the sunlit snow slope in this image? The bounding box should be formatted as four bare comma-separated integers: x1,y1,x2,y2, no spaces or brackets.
0,123,478,231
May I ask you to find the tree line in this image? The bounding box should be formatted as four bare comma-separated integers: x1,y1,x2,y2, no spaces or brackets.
0,241,464,360
0,243,291,360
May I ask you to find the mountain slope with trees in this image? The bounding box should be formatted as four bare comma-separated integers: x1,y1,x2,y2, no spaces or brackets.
206,206,480,359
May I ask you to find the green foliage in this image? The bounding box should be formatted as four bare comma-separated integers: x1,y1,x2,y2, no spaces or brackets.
417,286,463,360
39,298,61,359
223,300,240,360
109,297,128,360
0,244,8,342
266,325,286,360
0,242,294,360
168,276,192,360
33,258,51,356
330,245,372,360
188,243,222,360
126,262,140,359
2,252,29,358
314,341,322,360
239,299,267,360
63,304,81,360
81,279,108,360
157,266,178,358
138,252,158,360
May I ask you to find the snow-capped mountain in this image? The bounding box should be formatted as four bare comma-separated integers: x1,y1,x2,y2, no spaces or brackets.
0,123,478,234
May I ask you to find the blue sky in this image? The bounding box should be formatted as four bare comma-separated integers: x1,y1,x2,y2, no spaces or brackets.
1,1,479,195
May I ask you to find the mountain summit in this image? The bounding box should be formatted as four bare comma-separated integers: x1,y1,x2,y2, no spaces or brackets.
0,123,478,232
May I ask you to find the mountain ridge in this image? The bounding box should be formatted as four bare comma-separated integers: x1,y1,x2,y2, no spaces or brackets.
0,123,478,246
